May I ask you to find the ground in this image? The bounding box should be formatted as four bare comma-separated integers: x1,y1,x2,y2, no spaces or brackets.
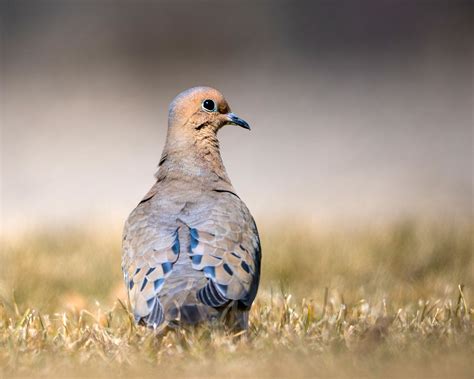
0,218,472,378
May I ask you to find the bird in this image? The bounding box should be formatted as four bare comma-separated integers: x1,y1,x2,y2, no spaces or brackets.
122,86,261,331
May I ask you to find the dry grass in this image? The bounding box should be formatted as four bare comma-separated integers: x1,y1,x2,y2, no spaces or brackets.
0,218,472,378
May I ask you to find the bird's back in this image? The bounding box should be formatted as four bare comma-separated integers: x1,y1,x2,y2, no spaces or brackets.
122,177,260,330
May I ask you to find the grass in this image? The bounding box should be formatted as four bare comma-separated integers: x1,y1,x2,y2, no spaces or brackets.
0,218,472,378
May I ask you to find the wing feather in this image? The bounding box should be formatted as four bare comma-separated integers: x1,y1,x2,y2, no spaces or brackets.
186,192,261,308
122,195,181,320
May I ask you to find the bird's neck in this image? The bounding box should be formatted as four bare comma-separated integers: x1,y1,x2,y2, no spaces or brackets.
157,129,231,184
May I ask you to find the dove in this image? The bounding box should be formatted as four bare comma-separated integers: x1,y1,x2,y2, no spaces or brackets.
122,86,261,331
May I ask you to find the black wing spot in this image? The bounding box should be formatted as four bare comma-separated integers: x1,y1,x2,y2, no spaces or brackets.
212,189,240,199
158,154,168,166
140,277,148,291
241,261,250,273
223,263,233,275
138,194,155,206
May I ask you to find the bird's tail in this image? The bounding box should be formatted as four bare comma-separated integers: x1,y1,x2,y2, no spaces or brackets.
141,291,248,331
163,280,220,325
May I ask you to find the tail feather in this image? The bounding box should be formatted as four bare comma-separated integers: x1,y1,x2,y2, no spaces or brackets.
197,280,229,308
142,298,165,328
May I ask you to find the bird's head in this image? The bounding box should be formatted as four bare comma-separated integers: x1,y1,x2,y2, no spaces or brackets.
160,86,249,178
167,86,250,138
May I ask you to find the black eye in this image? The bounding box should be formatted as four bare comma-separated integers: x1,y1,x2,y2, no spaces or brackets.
202,99,216,112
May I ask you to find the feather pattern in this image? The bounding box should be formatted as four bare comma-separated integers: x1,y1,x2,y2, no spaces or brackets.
186,192,260,306
121,86,261,330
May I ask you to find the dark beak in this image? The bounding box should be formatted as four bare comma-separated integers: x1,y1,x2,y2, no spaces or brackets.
226,113,251,130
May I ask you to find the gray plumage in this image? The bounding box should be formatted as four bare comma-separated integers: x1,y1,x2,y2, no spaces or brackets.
122,87,261,331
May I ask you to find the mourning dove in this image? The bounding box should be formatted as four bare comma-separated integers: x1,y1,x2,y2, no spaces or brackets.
122,86,261,331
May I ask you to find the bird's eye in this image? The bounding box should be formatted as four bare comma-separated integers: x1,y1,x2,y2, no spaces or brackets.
202,99,216,112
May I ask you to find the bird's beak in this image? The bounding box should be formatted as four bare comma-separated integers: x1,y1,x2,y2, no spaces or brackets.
225,113,251,130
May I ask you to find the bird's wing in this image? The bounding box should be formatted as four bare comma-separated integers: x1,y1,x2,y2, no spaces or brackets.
184,191,261,308
122,186,181,322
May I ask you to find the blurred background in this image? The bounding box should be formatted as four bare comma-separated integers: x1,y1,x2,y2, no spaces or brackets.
0,1,473,312
1,3,473,377
1,0,472,234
